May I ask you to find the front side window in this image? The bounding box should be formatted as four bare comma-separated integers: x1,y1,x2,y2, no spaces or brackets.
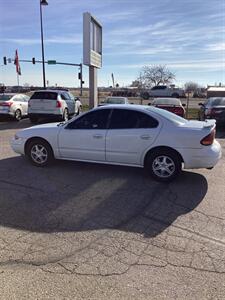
109,109,158,129
66,109,111,129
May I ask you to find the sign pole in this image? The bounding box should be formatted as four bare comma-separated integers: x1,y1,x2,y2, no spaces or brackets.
89,66,98,108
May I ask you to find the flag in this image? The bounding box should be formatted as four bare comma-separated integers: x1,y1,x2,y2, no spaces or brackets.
14,50,21,75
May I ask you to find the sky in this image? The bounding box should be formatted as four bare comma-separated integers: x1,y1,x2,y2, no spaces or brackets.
0,0,224,88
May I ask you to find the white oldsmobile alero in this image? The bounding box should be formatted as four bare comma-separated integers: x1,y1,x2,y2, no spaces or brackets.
11,105,222,182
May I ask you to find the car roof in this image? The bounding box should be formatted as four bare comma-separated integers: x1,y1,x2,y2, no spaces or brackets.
33,89,68,93
95,104,153,112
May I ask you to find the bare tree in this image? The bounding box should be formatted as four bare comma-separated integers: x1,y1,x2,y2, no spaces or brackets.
139,65,175,87
184,81,199,93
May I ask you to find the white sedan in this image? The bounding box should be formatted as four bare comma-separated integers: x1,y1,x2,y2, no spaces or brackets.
11,105,222,182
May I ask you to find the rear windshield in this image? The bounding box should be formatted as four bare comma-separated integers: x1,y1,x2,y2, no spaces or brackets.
146,107,188,125
105,97,126,104
152,98,181,106
30,92,58,100
0,95,13,101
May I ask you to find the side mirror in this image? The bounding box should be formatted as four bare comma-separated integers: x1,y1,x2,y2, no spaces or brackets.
198,102,203,106
182,103,186,107
148,103,151,106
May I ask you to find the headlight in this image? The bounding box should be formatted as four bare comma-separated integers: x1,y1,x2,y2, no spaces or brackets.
14,134,21,140
14,134,24,142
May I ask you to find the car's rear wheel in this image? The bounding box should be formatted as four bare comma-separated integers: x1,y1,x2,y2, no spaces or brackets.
145,149,182,182
14,109,22,121
63,109,69,121
26,139,54,167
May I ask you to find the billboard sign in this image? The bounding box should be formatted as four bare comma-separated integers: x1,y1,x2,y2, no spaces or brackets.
83,12,102,68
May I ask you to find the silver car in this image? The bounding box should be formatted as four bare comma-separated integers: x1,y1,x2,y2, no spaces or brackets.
28,90,80,123
0,93,30,121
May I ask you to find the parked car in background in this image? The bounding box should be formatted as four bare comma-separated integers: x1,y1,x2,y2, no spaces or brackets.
0,93,30,121
198,97,225,125
28,90,77,123
141,85,185,100
11,105,221,182
99,96,129,106
151,98,185,117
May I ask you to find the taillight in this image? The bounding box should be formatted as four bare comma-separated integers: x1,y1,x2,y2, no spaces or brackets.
210,108,217,117
173,107,184,116
200,129,215,146
0,101,13,107
56,100,62,108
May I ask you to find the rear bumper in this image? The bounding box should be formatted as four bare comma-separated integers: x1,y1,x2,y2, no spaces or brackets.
28,113,62,119
0,111,14,117
180,140,222,169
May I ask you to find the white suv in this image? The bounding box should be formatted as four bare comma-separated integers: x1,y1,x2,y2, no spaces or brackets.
28,90,82,123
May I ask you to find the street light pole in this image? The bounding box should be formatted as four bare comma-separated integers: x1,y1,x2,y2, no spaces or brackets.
40,0,48,89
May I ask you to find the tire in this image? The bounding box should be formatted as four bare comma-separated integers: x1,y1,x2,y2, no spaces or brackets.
26,139,54,167
145,149,182,182
62,109,69,121
14,109,22,121
30,117,38,124
76,108,81,116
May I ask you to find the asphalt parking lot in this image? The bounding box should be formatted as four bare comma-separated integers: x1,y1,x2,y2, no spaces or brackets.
0,118,225,299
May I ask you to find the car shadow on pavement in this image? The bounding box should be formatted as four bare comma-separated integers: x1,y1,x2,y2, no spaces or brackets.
0,156,208,238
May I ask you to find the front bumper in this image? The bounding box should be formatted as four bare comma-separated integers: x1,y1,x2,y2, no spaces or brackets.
10,137,26,155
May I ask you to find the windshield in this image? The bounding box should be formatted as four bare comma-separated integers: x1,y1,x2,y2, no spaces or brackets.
208,97,225,106
146,107,188,125
152,98,181,106
0,95,13,101
105,97,126,104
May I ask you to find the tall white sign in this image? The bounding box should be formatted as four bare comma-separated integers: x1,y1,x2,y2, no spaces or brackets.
83,12,102,108
83,12,102,68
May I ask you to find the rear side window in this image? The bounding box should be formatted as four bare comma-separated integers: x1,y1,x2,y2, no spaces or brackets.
30,92,58,100
61,92,71,101
109,109,158,129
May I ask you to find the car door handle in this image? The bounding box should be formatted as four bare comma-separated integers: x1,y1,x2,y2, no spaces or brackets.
140,134,151,140
93,134,103,139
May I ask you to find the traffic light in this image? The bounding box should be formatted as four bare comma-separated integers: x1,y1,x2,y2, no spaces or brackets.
3,57,7,65
32,57,35,64
78,72,81,80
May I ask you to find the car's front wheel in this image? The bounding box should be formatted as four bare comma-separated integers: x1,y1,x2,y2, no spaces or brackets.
145,149,182,182
62,108,69,121
26,139,54,167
